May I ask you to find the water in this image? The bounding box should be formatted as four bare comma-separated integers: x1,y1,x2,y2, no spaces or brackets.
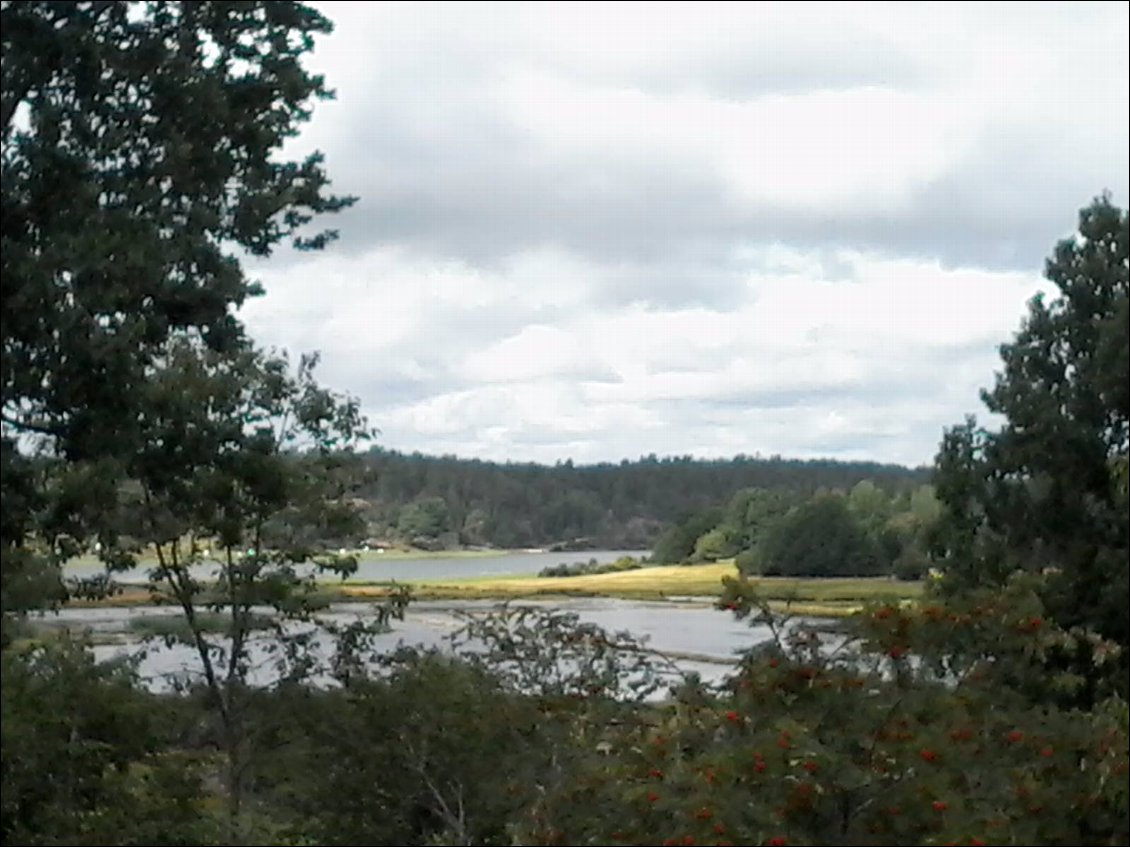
346,549,649,581
41,597,790,693
65,549,649,585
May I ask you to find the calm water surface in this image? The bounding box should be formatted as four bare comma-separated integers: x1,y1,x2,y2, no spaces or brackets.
65,549,648,584
43,597,802,691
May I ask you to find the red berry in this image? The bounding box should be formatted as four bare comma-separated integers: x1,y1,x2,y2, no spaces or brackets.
932,800,948,812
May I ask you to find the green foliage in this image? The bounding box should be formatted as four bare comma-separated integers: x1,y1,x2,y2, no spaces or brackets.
1,0,352,622
757,494,883,577
509,582,1129,846
8,588,1128,846
1,636,216,846
449,604,679,702
101,343,412,838
396,496,451,542
734,547,761,574
360,448,926,551
671,484,936,579
255,608,679,847
652,508,724,565
538,555,643,578
932,196,1129,697
724,487,802,553
268,658,558,846
691,526,736,562
847,479,891,534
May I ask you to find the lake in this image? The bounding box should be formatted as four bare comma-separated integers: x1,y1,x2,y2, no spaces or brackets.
345,549,650,581
65,549,649,584
39,596,815,693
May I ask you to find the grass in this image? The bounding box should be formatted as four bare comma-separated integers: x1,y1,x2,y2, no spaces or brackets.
337,562,923,616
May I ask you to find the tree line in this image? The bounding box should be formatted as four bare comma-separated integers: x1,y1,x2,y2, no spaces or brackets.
357,449,928,550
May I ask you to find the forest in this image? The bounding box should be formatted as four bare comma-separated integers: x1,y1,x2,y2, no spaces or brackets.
1,3,1127,846
357,449,927,550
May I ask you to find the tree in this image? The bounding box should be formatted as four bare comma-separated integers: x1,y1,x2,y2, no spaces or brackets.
847,480,891,535
397,496,452,543
931,196,1129,693
651,508,723,565
726,487,801,554
692,526,736,562
86,339,410,840
1,1,352,621
758,494,883,577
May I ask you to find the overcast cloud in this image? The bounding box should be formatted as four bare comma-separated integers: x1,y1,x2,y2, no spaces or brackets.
242,1,1129,467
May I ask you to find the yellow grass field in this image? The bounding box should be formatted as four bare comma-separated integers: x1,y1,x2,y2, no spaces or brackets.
340,562,923,615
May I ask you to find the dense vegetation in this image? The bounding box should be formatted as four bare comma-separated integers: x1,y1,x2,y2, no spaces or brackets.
1,2,1126,845
651,479,940,581
357,449,927,550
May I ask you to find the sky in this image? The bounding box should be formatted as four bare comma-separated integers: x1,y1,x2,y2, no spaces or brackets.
241,1,1130,468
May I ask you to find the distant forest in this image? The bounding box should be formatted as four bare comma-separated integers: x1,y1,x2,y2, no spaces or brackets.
357,448,930,550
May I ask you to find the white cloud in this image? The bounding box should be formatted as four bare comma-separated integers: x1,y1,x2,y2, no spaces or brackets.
240,1,1127,466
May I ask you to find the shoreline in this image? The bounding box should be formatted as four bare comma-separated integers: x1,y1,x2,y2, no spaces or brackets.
62,563,922,619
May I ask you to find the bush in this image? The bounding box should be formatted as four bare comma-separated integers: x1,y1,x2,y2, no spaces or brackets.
538,556,642,578
734,548,760,575
511,580,1129,846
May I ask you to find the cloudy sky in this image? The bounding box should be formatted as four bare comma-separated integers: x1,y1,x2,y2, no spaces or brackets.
242,1,1129,468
